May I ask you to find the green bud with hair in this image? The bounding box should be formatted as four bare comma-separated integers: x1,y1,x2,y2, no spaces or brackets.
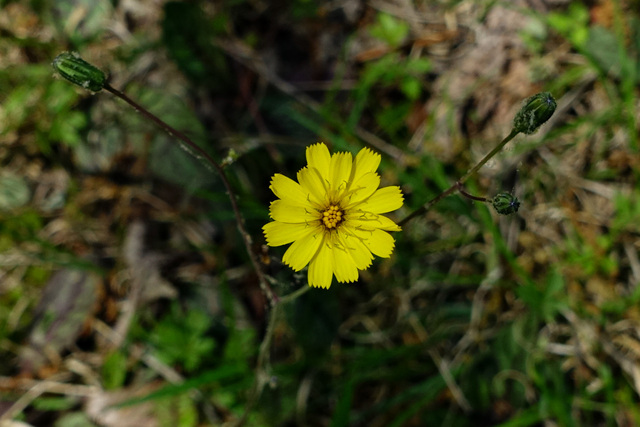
52,52,106,92
512,92,556,135
492,193,520,215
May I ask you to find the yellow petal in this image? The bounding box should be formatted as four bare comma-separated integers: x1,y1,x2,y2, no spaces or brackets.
337,229,373,270
345,172,380,207
270,174,311,207
351,147,381,184
306,143,331,182
297,167,327,205
359,186,404,214
269,200,319,223
350,228,396,258
263,221,315,247
329,151,352,196
331,235,359,283
345,212,401,231
308,239,334,289
282,228,324,271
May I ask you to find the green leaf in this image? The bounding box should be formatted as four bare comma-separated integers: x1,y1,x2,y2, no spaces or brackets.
162,1,231,91
369,13,409,47
119,85,213,189
286,289,340,361
49,110,88,147
516,268,567,323
155,393,198,427
493,404,542,427
405,57,432,74
547,3,589,48
0,173,30,211
54,412,97,427
32,396,78,411
49,0,113,41
149,304,216,372
116,366,246,407
330,379,355,427
223,326,256,369
102,351,128,390
585,26,624,77
400,78,421,100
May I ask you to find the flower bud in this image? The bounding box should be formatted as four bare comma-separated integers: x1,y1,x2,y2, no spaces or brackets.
221,148,239,168
512,92,556,135
492,193,520,215
52,52,106,92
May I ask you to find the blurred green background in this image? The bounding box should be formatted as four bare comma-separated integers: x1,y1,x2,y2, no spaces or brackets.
1,0,640,425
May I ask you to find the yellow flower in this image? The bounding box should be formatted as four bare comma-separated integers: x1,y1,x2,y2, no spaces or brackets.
263,143,403,289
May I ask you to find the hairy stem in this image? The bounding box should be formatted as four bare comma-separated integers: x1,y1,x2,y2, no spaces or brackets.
232,285,310,427
104,83,276,305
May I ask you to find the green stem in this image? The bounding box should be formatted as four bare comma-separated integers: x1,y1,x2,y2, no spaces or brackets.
232,285,310,427
104,84,218,169
458,129,519,184
399,129,519,227
103,83,276,305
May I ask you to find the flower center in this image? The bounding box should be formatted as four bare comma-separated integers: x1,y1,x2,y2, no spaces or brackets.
322,204,344,229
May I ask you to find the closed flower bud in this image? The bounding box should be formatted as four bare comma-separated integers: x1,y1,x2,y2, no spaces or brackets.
492,193,520,215
52,52,106,92
512,92,556,135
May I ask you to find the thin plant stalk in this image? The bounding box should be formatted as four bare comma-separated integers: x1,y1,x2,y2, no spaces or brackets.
232,285,311,427
399,90,557,225
103,82,276,305
399,129,519,226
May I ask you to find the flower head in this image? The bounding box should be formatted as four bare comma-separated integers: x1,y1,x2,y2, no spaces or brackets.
263,143,403,289
491,192,520,215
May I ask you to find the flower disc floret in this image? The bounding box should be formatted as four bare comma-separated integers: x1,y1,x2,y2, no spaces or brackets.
322,205,343,229
263,143,404,289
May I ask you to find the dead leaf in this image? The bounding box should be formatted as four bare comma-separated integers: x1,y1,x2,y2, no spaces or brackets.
85,383,162,427
19,269,100,375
